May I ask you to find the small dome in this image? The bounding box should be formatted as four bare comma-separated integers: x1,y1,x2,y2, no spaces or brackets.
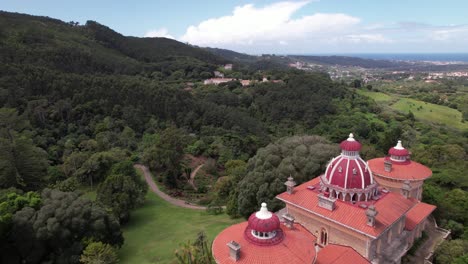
340,133,362,152
247,203,280,232
244,203,284,246
389,140,410,163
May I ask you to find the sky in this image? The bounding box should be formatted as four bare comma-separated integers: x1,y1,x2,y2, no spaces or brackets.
2,0,468,54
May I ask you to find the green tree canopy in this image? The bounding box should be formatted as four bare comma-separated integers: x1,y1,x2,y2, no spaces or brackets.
434,239,468,264
236,135,338,218
97,161,147,223
4,189,123,263
0,108,48,190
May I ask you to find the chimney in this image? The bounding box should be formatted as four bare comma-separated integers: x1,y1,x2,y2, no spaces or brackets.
366,205,378,227
318,193,336,211
384,159,392,172
401,180,411,199
282,213,295,229
284,176,296,195
227,241,241,261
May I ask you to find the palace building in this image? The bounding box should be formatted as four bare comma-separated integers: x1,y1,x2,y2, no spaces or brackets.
212,134,436,264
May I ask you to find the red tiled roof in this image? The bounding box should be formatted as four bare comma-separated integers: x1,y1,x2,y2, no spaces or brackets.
277,177,416,238
405,202,436,231
212,222,317,264
368,158,432,181
316,244,369,264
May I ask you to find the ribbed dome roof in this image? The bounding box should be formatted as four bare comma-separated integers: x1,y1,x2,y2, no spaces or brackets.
323,134,373,190
388,140,410,157
247,203,280,233
244,203,284,246
340,133,362,151
324,156,373,189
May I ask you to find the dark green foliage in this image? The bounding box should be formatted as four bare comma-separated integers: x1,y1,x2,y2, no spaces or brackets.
142,127,189,187
85,20,226,65
0,109,48,190
235,135,338,218
2,189,123,264
253,72,344,127
352,79,362,88
97,161,147,223
74,149,127,186
433,239,468,264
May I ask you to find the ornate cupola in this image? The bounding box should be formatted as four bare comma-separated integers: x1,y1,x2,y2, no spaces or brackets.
388,140,410,164
244,203,284,246
320,133,378,202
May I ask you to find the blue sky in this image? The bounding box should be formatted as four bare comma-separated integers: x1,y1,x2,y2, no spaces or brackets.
2,0,468,54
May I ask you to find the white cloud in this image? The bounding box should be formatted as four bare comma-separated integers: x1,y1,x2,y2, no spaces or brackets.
431,26,468,41
140,1,467,53
180,1,365,47
344,34,392,44
144,28,174,39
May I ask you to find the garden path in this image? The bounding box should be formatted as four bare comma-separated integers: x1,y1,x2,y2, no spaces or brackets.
188,164,204,190
134,164,206,210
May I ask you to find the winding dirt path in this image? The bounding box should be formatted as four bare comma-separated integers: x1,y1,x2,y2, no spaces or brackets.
188,164,204,190
134,164,206,210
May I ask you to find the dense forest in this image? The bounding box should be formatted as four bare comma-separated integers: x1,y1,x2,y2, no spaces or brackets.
0,11,467,263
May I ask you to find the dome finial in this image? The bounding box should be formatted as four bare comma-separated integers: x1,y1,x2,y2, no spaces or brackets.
256,202,273,219
395,140,404,150
347,133,355,141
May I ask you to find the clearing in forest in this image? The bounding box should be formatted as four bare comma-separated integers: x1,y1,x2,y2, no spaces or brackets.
391,98,467,130
118,181,240,264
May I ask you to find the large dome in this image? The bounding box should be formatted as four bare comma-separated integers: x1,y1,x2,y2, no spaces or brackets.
323,134,373,189
324,155,373,189
321,134,377,202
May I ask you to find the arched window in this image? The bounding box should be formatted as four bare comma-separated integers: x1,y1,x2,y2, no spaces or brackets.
251,230,277,240
320,228,328,245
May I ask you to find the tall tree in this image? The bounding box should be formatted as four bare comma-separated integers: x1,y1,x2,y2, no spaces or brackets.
97,161,147,223
142,126,188,187
0,109,48,190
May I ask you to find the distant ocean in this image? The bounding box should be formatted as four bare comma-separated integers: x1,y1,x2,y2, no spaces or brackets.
304,53,468,63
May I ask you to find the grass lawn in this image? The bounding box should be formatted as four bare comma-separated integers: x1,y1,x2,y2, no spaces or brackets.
391,98,468,130
118,189,241,264
356,89,393,102
79,186,97,201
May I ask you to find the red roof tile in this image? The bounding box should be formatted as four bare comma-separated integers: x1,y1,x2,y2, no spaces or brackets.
368,158,432,181
405,202,436,231
317,244,369,264
212,222,317,264
277,177,416,238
